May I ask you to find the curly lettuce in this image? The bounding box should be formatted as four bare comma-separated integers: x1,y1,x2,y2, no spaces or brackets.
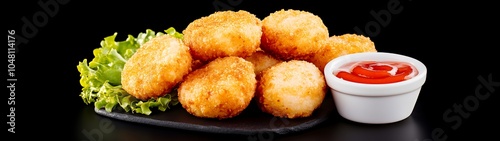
77,27,182,115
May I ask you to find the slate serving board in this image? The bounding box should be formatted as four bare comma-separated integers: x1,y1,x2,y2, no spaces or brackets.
95,94,335,135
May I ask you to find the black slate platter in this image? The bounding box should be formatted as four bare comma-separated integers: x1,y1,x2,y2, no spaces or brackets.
95,94,335,135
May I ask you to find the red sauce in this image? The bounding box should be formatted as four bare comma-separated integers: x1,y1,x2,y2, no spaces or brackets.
335,61,418,84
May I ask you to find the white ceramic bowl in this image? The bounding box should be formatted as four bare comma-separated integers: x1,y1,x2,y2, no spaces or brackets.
324,52,427,124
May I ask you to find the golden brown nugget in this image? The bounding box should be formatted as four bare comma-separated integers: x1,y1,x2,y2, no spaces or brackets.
260,9,329,60
182,10,262,62
244,50,283,75
121,35,192,100
256,60,326,119
178,57,257,119
307,34,377,71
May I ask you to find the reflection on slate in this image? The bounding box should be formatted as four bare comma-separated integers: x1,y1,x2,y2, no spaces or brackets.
330,116,423,141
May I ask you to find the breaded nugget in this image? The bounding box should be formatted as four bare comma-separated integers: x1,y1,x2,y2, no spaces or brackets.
256,60,326,118
307,34,377,71
178,57,257,119
121,35,192,100
244,50,283,75
261,9,329,61
182,10,262,62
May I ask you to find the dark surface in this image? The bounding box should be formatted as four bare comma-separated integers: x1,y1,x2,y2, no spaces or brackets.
94,94,335,135
6,0,499,141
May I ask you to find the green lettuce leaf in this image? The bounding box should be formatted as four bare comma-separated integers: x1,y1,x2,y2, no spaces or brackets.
77,27,182,115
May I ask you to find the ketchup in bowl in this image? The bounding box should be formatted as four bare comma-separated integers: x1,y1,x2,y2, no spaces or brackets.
335,61,418,84
324,52,427,124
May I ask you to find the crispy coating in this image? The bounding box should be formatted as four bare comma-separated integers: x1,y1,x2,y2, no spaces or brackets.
244,50,283,75
307,34,377,71
260,9,329,61
178,57,257,119
121,35,192,100
256,60,326,119
182,10,262,62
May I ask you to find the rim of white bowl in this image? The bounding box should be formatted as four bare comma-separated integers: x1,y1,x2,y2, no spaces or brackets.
324,52,427,96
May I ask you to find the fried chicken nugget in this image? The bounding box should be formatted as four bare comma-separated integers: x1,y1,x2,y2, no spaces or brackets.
257,60,326,119
244,50,283,75
182,10,262,62
178,57,257,119
121,35,192,100
261,9,329,61
307,34,377,71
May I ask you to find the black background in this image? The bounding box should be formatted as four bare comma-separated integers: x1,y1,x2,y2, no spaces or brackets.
5,0,499,140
